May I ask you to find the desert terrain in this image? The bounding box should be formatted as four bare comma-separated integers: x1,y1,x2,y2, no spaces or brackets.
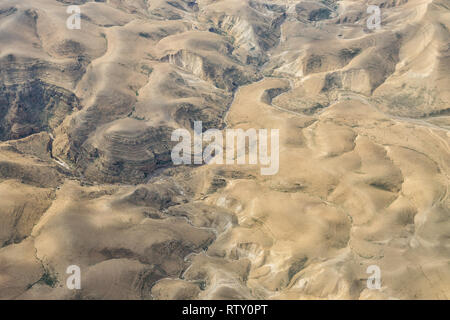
0,0,449,299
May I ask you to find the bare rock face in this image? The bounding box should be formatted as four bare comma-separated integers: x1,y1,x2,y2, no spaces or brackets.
0,80,80,141
79,118,174,184
155,31,261,90
0,0,449,300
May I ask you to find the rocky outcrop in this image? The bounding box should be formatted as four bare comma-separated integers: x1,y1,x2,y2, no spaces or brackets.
78,118,173,184
0,80,80,141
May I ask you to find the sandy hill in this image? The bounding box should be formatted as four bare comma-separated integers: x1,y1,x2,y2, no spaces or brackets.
0,0,448,299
